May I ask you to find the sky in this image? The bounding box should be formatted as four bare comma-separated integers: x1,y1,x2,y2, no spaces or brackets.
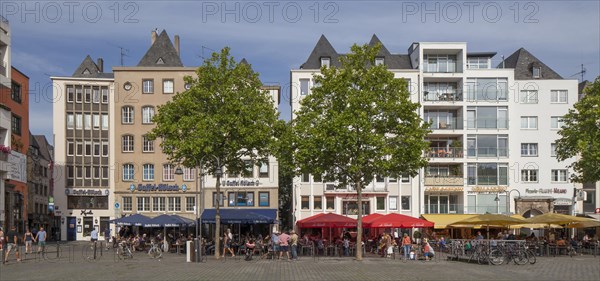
2,0,599,144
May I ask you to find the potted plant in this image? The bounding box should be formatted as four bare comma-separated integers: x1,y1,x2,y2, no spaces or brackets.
413,230,422,244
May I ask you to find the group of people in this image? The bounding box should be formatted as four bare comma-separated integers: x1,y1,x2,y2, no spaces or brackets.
373,231,435,260
219,228,300,261
0,225,48,264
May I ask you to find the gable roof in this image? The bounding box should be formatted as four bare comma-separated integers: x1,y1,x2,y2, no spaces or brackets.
499,48,562,80
33,135,53,161
72,55,114,78
137,30,183,67
300,34,412,69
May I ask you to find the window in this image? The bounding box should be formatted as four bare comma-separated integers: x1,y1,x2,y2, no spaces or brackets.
520,116,538,129
137,197,150,212
466,78,508,101
122,106,134,124
153,197,166,212
467,57,490,69
259,163,269,178
122,135,134,152
92,87,100,103
320,57,330,68
467,134,509,157
551,170,568,182
102,166,109,179
376,175,384,183
67,166,74,179
91,114,99,129
168,197,181,211
467,163,509,185
76,141,83,156
259,192,269,207
11,82,22,103
76,166,82,179
142,79,154,94
326,196,335,210
84,87,91,103
142,135,154,152
75,87,82,102
389,196,398,210
551,116,564,129
551,90,568,103
93,166,100,179
123,164,134,181
102,114,108,130
84,114,91,130
375,57,384,66
163,164,174,181
301,173,310,183
213,192,224,207
143,164,154,181
67,86,74,102
183,168,195,181
186,197,195,212
93,142,101,156
102,142,109,157
376,197,385,210
424,54,457,73
301,196,309,209
521,169,538,182
551,143,557,157
67,141,74,156
142,106,155,124
101,88,109,103
519,90,538,104
243,160,253,177
11,114,21,135
401,174,410,183
342,201,370,215
76,113,83,129
84,141,92,156
123,197,132,211
521,143,538,156
401,196,411,210
228,191,254,207
163,79,174,94
314,196,322,210
84,166,91,179
67,113,74,129
533,67,541,78
300,79,309,95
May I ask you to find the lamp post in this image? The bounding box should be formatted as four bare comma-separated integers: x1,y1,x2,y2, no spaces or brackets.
175,155,221,263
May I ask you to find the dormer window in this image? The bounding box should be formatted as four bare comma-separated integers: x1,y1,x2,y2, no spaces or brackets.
321,57,330,68
375,57,384,66
533,67,541,78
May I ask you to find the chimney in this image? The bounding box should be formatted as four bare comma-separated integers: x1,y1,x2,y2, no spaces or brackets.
174,35,180,57
97,58,104,73
151,30,157,44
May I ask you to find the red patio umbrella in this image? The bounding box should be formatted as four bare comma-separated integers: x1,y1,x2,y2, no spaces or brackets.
361,213,384,227
368,213,434,228
297,213,357,228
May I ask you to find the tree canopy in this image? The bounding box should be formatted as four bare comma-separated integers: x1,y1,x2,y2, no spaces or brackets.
291,43,430,259
147,47,280,257
556,76,600,183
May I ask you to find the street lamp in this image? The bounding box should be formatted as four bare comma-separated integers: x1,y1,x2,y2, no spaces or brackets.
175,155,222,263
505,189,521,215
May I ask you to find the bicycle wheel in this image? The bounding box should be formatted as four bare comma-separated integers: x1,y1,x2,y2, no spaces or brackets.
477,251,489,265
488,249,505,265
513,251,528,265
526,250,536,264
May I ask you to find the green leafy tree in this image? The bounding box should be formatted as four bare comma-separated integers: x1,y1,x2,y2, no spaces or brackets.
556,76,600,183
148,47,280,258
273,121,295,229
292,43,430,260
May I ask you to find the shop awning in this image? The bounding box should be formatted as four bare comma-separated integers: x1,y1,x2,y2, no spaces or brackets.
367,213,434,228
201,208,277,224
297,213,357,228
109,214,150,226
421,214,477,229
143,214,195,228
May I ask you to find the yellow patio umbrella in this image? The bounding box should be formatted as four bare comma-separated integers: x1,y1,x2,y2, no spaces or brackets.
449,214,526,239
564,220,600,228
524,213,594,225
509,215,562,229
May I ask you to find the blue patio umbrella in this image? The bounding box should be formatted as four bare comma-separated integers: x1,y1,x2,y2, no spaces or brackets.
109,214,151,226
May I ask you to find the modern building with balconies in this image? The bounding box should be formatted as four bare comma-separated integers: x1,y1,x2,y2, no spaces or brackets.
291,35,578,225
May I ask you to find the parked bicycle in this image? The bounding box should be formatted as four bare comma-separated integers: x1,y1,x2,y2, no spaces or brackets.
116,240,134,260
148,240,163,259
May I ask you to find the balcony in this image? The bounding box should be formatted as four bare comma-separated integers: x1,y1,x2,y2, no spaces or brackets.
424,92,463,102
466,118,508,130
423,204,464,214
428,147,464,158
424,176,464,186
428,117,463,130
466,147,508,158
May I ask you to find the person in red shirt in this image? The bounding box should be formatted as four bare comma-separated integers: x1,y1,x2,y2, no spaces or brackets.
278,230,291,260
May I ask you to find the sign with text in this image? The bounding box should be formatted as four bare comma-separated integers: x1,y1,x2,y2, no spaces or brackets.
525,188,567,195
65,188,109,196
7,151,27,183
134,183,180,192
221,179,261,187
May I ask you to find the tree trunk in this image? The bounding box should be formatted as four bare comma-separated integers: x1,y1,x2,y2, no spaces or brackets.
215,175,221,258
356,180,363,261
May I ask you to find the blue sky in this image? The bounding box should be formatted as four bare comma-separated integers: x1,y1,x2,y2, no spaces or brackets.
3,0,599,143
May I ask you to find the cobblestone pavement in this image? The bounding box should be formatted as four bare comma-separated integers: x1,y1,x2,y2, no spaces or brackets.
1,244,599,281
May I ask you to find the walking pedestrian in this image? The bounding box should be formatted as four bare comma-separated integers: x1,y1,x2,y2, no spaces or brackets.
278,230,291,261
222,229,235,258
23,228,34,254
290,230,298,260
35,227,47,254
401,233,412,259
104,228,111,249
3,226,21,264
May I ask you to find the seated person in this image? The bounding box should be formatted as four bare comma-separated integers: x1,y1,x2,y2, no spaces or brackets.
556,237,566,246
245,239,256,261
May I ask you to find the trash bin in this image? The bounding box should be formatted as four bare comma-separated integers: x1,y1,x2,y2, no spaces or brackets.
187,241,195,262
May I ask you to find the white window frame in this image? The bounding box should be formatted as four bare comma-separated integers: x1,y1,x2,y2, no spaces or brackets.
92,87,100,103
300,79,310,96
84,87,91,103
142,79,154,94
122,106,134,124
551,90,568,103
142,135,154,152
389,196,398,210
521,169,538,182
186,197,195,212
520,116,538,129
551,143,557,157
168,197,181,212
520,143,538,157
551,169,568,182
84,141,92,156
93,142,101,156
102,114,109,130
519,90,538,104
75,87,83,103
84,114,91,130
67,113,74,129
102,141,109,157
122,164,134,181
163,79,174,94
401,196,411,211
101,88,109,104
163,164,175,181
375,57,384,66
153,197,166,212
67,86,74,102
320,57,330,68
533,67,541,78
143,164,155,181
76,141,83,156
142,106,155,124
122,135,134,152
376,196,385,211
67,141,74,156
123,197,132,212
93,114,100,129
137,197,150,212
76,113,83,129
551,116,565,130
183,168,195,181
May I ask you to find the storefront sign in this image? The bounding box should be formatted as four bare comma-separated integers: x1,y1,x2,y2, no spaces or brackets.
7,151,27,183
425,186,463,192
525,188,568,194
554,198,573,206
470,186,507,193
80,209,94,216
221,179,260,187
134,183,180,192
65,188,108,196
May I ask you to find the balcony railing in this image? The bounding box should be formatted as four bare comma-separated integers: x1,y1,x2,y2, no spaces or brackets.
428,118,463,130
423,204,464,214
424,176,464,186
466,118,508,129
467,176,509,186
428,147,463,158
424,92,463,102
466,147,508,158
